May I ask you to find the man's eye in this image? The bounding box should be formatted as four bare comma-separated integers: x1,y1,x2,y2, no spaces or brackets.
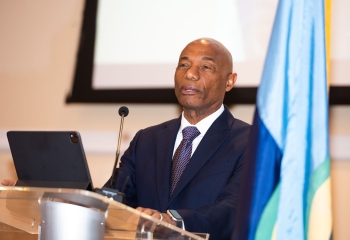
203,65,211,69
179,63,188,67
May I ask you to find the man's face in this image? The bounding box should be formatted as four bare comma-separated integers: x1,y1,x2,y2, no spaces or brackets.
174,40,234,114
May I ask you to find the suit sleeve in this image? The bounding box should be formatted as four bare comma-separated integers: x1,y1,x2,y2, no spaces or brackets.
111,130,143,208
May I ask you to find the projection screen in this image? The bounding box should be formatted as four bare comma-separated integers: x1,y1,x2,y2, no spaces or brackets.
67,0,350,104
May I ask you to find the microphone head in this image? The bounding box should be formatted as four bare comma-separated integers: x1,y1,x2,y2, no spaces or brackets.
118,106,129,117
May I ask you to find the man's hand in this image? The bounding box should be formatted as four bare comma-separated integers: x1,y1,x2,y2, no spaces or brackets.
136,207,175,226
1,179,16,186
136,207,176,236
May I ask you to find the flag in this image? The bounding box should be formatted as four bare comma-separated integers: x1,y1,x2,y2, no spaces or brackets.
232,0,332,239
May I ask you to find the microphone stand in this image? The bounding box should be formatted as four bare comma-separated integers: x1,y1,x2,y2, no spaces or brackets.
108,106,127,188
94,106,129,203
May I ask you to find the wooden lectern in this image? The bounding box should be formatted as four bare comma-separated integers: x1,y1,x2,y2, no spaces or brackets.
0,186,209,240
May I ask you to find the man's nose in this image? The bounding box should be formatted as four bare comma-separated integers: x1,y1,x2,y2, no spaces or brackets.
185,66,199,81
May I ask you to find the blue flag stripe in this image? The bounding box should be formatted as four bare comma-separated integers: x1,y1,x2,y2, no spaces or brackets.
232,109,282,240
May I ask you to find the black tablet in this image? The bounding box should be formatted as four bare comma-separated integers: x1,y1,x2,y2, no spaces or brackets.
7,131,93,190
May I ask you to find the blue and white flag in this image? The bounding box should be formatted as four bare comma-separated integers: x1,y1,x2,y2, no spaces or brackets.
232,0,332,239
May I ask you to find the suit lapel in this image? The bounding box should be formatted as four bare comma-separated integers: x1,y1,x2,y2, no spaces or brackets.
155,117,181,211
168,107,234,204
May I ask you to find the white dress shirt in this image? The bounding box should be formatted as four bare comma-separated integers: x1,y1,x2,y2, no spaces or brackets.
172,105,225,157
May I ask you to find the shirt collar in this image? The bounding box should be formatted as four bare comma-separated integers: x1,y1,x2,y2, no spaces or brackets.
179,104,224,137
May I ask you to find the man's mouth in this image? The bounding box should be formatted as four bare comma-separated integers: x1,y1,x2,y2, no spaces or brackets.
181,86,198,94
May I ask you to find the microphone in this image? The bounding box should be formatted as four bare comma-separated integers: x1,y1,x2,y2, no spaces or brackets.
94,106,129,203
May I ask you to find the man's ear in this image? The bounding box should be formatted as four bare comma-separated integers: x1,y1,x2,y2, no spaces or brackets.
225,73,237,92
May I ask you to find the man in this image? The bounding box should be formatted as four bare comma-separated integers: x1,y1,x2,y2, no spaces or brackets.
110,38,251,239
2,38,250,239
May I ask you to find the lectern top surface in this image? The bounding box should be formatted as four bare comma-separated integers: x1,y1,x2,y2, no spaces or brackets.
0,187,209,240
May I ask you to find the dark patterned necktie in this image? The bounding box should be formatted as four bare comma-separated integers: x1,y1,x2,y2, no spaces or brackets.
170,126,201,196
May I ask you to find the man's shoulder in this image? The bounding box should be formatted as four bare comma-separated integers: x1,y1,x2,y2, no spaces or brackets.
232,117,251,130
222,107,251,131
231,117,251,144
222,110,251,144
140,117,180,134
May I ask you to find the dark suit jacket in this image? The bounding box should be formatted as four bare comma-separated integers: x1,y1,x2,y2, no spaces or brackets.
114,106,250,240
